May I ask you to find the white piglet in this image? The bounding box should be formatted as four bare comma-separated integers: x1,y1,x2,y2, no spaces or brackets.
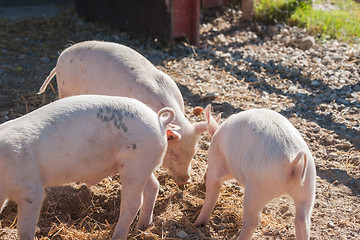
195,106,316,240
38,41,208,187
0,95,180,240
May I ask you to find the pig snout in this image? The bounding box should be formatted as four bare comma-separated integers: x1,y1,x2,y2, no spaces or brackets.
176,175,191,188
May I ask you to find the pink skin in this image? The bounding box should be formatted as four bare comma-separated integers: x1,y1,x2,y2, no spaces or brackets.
195,105,316,240
0,95,180,240
38,41,207,187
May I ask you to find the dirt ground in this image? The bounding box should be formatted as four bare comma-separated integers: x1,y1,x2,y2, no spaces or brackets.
0,5,359,240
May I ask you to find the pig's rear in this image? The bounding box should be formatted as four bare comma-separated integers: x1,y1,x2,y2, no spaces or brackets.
217,109,313,190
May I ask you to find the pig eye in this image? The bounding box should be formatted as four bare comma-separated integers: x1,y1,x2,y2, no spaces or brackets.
172,153,179,161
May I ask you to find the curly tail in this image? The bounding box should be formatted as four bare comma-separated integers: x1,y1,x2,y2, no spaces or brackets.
38,67,56,94
158,107,176,127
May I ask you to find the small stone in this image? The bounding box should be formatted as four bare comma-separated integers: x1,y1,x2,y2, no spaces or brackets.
339,126,347,131
328,152,338,159
335,142,352,151
217,33,227,43
204,92,219,100
279,205,289,215
177,230,189,239
321,56,332,65
310,80,320,87
327,221,335,228
324,135,334,145
312,127,320,133
350,92,358,98
298,36,315,50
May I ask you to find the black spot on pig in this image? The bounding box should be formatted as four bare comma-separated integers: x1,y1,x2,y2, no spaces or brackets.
132,144,137,150
70,59,73,63
97,107,132,132
115,120,128,132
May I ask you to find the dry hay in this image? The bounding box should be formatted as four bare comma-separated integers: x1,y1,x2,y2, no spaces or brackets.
1,5,359,240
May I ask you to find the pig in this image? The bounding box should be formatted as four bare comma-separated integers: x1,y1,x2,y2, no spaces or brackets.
195,106,316,240
0,95,181,240
38,40,207,187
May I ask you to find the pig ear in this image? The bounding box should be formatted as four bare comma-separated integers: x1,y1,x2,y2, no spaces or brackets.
204,105,220,137
204,105,212,123
215,113,222,123
167,129,181,141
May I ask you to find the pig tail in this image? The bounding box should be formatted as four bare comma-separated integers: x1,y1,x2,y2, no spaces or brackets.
158,107,176,126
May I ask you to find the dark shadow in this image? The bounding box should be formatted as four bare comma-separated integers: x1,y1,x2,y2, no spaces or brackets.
317,167,360,197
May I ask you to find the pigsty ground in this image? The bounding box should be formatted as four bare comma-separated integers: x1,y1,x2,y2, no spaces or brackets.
0,6,359,240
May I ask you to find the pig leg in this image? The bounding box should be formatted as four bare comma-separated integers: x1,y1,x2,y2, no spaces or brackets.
111,181,144,240
194,173,222,226
289,186,314,240
111,159,154,240
15,183,45,240
137,173,159,230
195,153,231,226
237,185,273,240
293,200,312,240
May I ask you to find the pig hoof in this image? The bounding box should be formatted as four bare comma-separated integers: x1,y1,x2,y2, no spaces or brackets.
196,223,206,228
194,220,206,228
137,222,150,231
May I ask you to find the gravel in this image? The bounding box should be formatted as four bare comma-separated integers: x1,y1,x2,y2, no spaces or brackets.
0,6,359,240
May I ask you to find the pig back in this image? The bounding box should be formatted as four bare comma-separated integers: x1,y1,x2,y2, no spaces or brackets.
56,41,185,114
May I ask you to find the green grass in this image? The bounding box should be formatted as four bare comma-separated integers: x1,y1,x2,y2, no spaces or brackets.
254,0,360,44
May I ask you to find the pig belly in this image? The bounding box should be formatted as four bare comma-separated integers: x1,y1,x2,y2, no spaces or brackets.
39,149,119,188
35,127,122,187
